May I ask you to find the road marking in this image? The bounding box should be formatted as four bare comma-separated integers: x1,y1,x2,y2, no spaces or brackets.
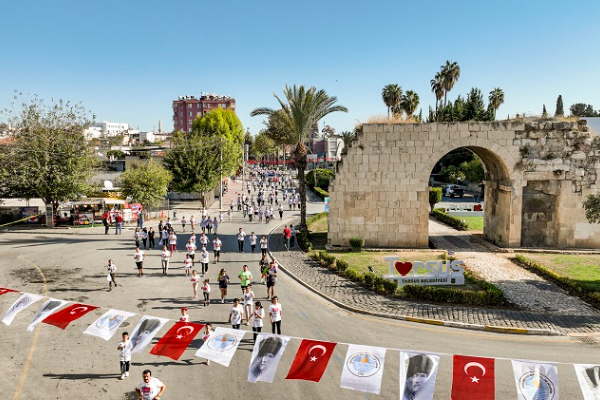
298,309,309,320
334,355,343,366
316,330,326,341
13,256,48,400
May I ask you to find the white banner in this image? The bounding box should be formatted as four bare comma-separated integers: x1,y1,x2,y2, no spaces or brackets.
574,364,600,400
129,315,169,353
27,298,68,332
399,351,440,400
2,293,44,326
341,344,386,394
194,327,246,367
247,334,290,383
511,359,559,400
83,309,135,341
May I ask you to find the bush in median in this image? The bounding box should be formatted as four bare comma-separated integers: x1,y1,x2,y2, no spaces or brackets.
432,209,468,230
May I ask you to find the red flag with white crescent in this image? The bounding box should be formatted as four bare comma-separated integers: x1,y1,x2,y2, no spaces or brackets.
451,354,495,400
0,287,18,297
149,322,204,360
285,339,337,382
42,303,99,330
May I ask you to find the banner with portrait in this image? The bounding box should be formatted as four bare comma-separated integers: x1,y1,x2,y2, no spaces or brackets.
247,334,290,383
129,315,169,353
399,351,440,400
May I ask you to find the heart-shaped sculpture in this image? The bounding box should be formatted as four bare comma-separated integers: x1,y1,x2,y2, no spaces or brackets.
395,261,413,276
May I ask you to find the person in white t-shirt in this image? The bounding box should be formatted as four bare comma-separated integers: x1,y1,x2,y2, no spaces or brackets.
243,285,255,325
118,331,132,380
160,246,170,275
199,247,209,276
269,296,282,334
260,236,268,257
212,237,222,263
134,247,145,277
199,233,209,249
186,239,197,267
251,301,264,343
228,298,244,329
135,369,165,400
183,255,192,277
249,232,258,253
237,228,246,253
190,270,200,298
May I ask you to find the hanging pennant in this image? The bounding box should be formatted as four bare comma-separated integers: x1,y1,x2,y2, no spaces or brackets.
0,287,18,297
129,315,169,353
42,303,99,330
2,293,44,325
451,354,495,400
340,344,386,395
247,334,290,383
285,339,337,382
83,309,136,341
511,359,559,400
194,327,246,367
574,364,600,400
150,321,204,360
27,298,69,332
399,351,440,400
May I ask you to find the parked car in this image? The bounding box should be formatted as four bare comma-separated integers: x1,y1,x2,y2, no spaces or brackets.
443,184,465,198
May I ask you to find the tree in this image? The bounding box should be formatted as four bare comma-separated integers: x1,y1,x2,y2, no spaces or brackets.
0,94,96,218
428,187,442,213
322,124,336,137
584,194,600,223
569,103,598,117
381,84,402,119
463,88,488,121
120,161,172,209
555,95,564,117
542,104,548,118
253,130,277,161
438,165,465,183
460,157,484,183
430,72,444,118
244,128,254,154
488,87,505,120
441,60,461,107
339,130,356,155
251,84,348,231
401,90,420,119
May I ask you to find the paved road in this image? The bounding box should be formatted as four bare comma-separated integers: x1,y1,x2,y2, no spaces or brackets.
0,179,597,399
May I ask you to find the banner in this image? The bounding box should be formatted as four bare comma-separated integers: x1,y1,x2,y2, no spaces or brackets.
511,360,559,400
83,309,136,341
129,315,169,353
285,339,337,382
27,298,68,332
451,354,495,400
150,321,204,360
195,327,246,367
400,351,440,400
0,287,18,297
2,293,44,325
42,303,99,330
247,334,290,383
574,364,600,400
340,344,386,394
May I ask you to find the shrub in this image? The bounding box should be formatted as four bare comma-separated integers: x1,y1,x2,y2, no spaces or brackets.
363,273,375,287
349,236,365,248
402,284,507,306
320,252,336,266
382,279,399,295
298,231,312,251
336,259,349,272
428,187,442,212
431,209,467,230
306,168,335,190
307,212,328,225
313,187,329,199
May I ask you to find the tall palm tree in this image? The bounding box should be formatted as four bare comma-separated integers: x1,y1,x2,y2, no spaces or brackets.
430,72,444,118
401,90,420,120
381,84,402,119
251,85,348,231
441,60,461,107
488,87,505,120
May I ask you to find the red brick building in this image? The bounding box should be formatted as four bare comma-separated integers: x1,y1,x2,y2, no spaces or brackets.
173,94,236,133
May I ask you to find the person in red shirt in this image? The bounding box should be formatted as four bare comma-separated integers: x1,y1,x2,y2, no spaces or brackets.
283,225,291,251
115,213,123,235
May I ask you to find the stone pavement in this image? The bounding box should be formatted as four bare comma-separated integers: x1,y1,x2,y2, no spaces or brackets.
269,197,600,335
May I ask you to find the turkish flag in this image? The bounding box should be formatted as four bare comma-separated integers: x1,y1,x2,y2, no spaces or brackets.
149,322,204,360
451,354,495,400
42,303,99,330
0,287,18,297
285,339,337,382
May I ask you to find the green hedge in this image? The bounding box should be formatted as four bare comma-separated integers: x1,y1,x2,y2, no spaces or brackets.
349,236,365,248
432,209,467,230
512,254,600,308
312,187,329,200
307,212,328,225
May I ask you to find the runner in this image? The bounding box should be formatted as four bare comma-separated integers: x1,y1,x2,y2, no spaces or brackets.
199,232,209,250
206,216,212,235
218,268,230,303
199,247,209,276
190,215,196,231
118,331,132,380
238,264,253,295
190,270,200,299
179,307,189,322
134,246,145,277
269,296,282,335
161,228,169,248
202,279,211,307
106,259,117,291
227,208,232,222
169,230,178,254
160,245,171,275
134,228,142,248
219,211,223,224
249,232,257,253
148,227,155,250
259,255,269,284
260,236,268,257
228,298,244,329
202,324,212,365
181,216,187,232
186,239,197,267
200,216,207,233
266,261,277,299
212,236,222,263
251,301,264,343
183,254,192,277
237,228,246,253
212,216,219,235
243,285,255,325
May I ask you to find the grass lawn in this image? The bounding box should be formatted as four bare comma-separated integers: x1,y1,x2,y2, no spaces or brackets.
456,216,484,231
516,253,600,293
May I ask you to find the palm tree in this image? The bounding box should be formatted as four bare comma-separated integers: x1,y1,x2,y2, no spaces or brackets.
488,87,505,120
401,90,420,120
251,85,348,231
381,84,402,119
441,60,461,107
430,72,444,117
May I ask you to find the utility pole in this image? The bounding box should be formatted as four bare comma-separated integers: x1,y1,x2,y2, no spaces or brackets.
219,136,223,211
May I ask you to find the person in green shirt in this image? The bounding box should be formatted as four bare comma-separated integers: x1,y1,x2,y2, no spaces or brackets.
238,264,253,295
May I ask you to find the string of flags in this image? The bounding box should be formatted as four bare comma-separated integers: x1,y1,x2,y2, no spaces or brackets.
1,287,599,399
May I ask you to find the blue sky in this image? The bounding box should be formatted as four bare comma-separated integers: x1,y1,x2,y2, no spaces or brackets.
1,0,599,135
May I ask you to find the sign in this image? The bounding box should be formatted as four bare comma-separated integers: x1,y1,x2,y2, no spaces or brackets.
324,197,329,212
383,257,465,286
20,207,39,223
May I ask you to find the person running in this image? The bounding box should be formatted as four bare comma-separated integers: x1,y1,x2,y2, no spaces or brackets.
183,254,192,277
260,236,268,257
251,301,264,343
199,247,209,276
202,279,211,307
190,215,196,231
118,331,132,380
107,259,117,291
202,324,212,365
206,217,212,235
258,208,263,224
181,216,187,232
161,228,169,248
237,228,246,253
134,228,142,249
199,232,208,250
141,228,148,249
212,236,222,263
179,307,189,322
190,270,200,299
200,216,207,234
160,245,171,275
278,204,283,219
218,268,230,303
269,296,282,335
186,239,196,267
212,216,219,235
148,227,155,249
259,255,269,284
249,232,257,253
228,298,244,329
190,232,196,245
219,211,223,224
227,209,232,222
266,261,277,299
169,230,178,254
238,264,253,295
134,247,145,277
243,285,255,325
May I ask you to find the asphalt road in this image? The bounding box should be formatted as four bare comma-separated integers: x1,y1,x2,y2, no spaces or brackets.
0,204,597,400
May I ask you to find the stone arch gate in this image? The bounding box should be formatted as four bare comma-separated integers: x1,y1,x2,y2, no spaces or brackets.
328,121,600,249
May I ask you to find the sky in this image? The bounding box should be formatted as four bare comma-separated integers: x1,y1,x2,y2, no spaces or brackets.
1,0,599,135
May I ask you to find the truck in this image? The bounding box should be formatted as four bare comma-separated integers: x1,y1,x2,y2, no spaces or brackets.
443,184,465,198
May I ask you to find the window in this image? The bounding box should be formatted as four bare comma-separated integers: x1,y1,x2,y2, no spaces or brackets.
188,120,192,125
189,111,192,116
219,104,225,108
198,104,201,108
179,119,183,125
179,112,183,116
188,104,192,108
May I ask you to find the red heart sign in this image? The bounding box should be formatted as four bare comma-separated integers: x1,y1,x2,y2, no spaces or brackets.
395,261,413,276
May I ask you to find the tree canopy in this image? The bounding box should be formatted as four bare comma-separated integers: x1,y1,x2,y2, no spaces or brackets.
120,161,172,208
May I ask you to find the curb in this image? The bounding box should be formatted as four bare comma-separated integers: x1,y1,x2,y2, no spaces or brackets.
266,220,563,337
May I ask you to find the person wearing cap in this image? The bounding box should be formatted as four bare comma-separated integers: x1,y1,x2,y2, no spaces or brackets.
402,354,434,400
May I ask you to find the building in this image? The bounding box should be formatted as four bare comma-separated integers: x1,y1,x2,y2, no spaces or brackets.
85,121,130,139
172,93,236,133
